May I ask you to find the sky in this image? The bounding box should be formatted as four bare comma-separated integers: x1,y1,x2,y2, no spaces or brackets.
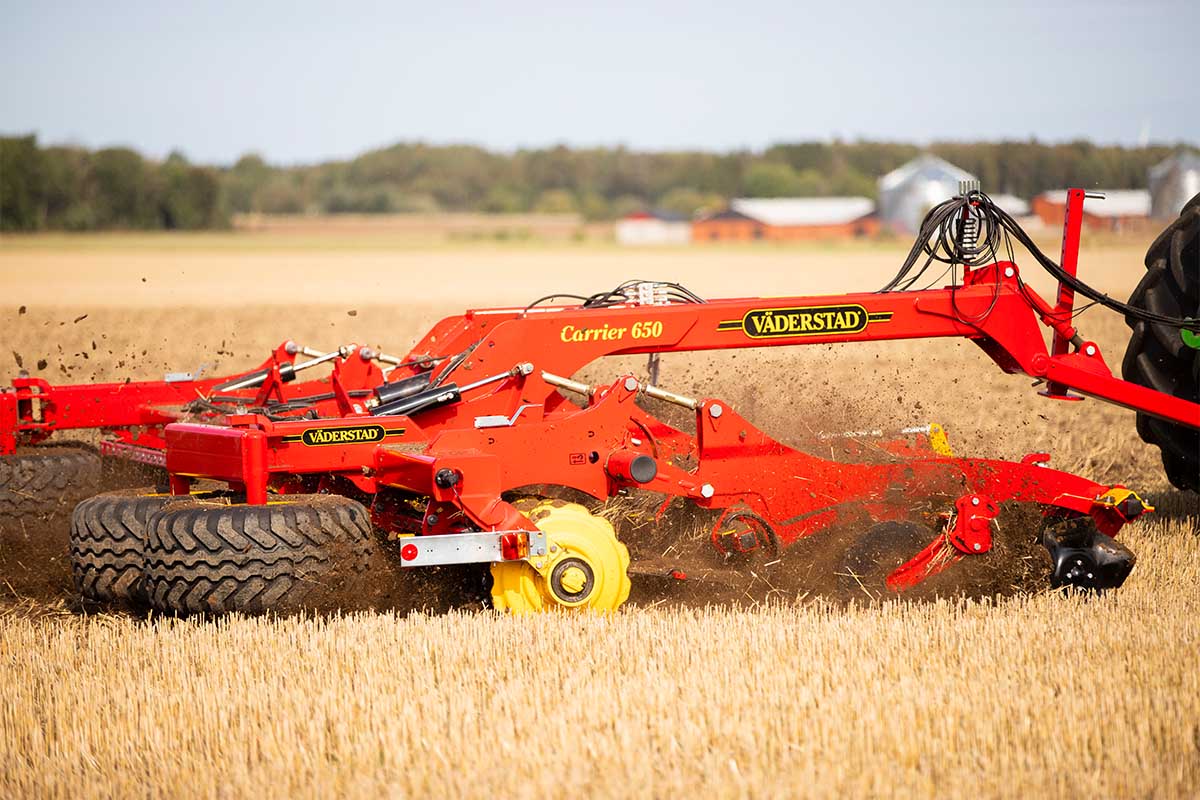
2,0,1197,166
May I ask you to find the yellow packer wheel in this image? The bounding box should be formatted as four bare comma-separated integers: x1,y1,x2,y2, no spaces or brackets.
490,499,631,613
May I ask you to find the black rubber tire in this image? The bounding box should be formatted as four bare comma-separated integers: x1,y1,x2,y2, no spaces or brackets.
144,494,377,615
70,489,178,604
0,444,101,526
1122,192,1200,492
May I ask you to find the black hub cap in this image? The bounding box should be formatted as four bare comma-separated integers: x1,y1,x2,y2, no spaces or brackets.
548,557,596,604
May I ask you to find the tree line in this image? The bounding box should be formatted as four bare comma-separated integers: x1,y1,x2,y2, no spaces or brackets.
1,134,1190,231
1,136,224,232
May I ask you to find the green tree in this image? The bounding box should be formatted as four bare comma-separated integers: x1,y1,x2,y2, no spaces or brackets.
658,187,723,217
482,185,526,213
610,194,648,217
90,148,157,227
577,190,611,221
533,188,577,214
742,162,806,197
225,153,272,213
257,174,307,214
0,135,46,231
158,152,224,229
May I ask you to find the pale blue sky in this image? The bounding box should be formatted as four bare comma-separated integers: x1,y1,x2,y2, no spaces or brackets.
2,0,1196,165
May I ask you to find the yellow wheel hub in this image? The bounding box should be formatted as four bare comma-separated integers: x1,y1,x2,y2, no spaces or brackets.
490,499,631,613
559,565,588,594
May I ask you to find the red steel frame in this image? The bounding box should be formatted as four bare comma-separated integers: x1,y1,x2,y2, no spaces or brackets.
0,341,389,459
161,260,1193,509
4,190,1197,585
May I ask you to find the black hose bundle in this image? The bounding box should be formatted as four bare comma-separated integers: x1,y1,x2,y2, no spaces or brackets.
879,190,1200,334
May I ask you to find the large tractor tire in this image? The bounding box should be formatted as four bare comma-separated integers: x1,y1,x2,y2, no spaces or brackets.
143,494,377,615
70,488,225,605
1122,193,1200,492
0,444,101,527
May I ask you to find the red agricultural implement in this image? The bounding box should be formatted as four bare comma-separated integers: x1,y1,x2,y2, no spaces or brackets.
2,189,1198,614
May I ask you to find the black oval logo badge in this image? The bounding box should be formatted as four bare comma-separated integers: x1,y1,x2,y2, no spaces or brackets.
300,425,386,446
742,304,868,338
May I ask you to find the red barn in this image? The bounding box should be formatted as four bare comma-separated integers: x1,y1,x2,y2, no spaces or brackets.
1032,190,1151,232
693,198,878,242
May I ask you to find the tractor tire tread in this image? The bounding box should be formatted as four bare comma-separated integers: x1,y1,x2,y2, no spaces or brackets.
1122,193,1200,492
0,444,101,525
69,489,170,603
143,494,375,615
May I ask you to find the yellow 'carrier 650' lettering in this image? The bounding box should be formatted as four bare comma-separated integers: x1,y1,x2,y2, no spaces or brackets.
560,320,663,343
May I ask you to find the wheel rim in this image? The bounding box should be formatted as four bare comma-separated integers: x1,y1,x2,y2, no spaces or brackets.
490,500,631,613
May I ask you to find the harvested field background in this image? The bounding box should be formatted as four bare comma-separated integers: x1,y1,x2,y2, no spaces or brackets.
1,231,1197,798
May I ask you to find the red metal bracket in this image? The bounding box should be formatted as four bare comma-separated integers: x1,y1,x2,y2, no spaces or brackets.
0,391,17,455
947,493,999,554
1042,188,1087,400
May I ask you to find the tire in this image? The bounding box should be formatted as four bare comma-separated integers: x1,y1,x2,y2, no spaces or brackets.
70,489,179,604
1122,192,1200,492
0,444,101,526
144,494,377,615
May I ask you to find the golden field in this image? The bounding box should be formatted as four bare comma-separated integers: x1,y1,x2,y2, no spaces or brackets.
0,228,1197,798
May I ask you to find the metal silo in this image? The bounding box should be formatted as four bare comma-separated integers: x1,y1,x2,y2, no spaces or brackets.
1149,150,1200,219
878,155,977,233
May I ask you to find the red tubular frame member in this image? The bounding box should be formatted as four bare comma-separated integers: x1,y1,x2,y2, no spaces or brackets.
0,341,389,459
161,263,1194,535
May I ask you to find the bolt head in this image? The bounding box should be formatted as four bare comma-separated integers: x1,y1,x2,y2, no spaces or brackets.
973,542,981,551
1004,267,1015,278
624,377,639,391
700,484,715,499
710,404,724,418
971,497,980,506
1085,345,1097,356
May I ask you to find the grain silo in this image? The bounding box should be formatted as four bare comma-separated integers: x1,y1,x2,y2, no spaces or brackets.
878,155,976,233
1148,150,1200,219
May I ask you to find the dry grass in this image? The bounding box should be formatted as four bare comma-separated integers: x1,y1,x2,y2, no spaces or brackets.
1,231,1198,798
2,536,1198,799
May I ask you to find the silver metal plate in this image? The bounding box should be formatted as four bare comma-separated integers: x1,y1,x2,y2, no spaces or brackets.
399,530,548,567
473,404,537,429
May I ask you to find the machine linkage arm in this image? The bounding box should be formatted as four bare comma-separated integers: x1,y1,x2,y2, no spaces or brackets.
0,339,394,455
410,265,1198,432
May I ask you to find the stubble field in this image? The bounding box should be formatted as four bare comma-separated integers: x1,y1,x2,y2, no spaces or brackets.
0,229,1197,798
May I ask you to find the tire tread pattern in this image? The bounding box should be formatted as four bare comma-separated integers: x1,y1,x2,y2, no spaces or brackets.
144,494,375,614
0,445,101,524
1121,194,1200,492
70,490,168,603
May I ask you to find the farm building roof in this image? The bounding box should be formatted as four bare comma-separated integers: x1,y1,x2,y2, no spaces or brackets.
698,208,756,222
878,155,975,193
728,197,874,226
1037,189,1151,218
989,193,1030,216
